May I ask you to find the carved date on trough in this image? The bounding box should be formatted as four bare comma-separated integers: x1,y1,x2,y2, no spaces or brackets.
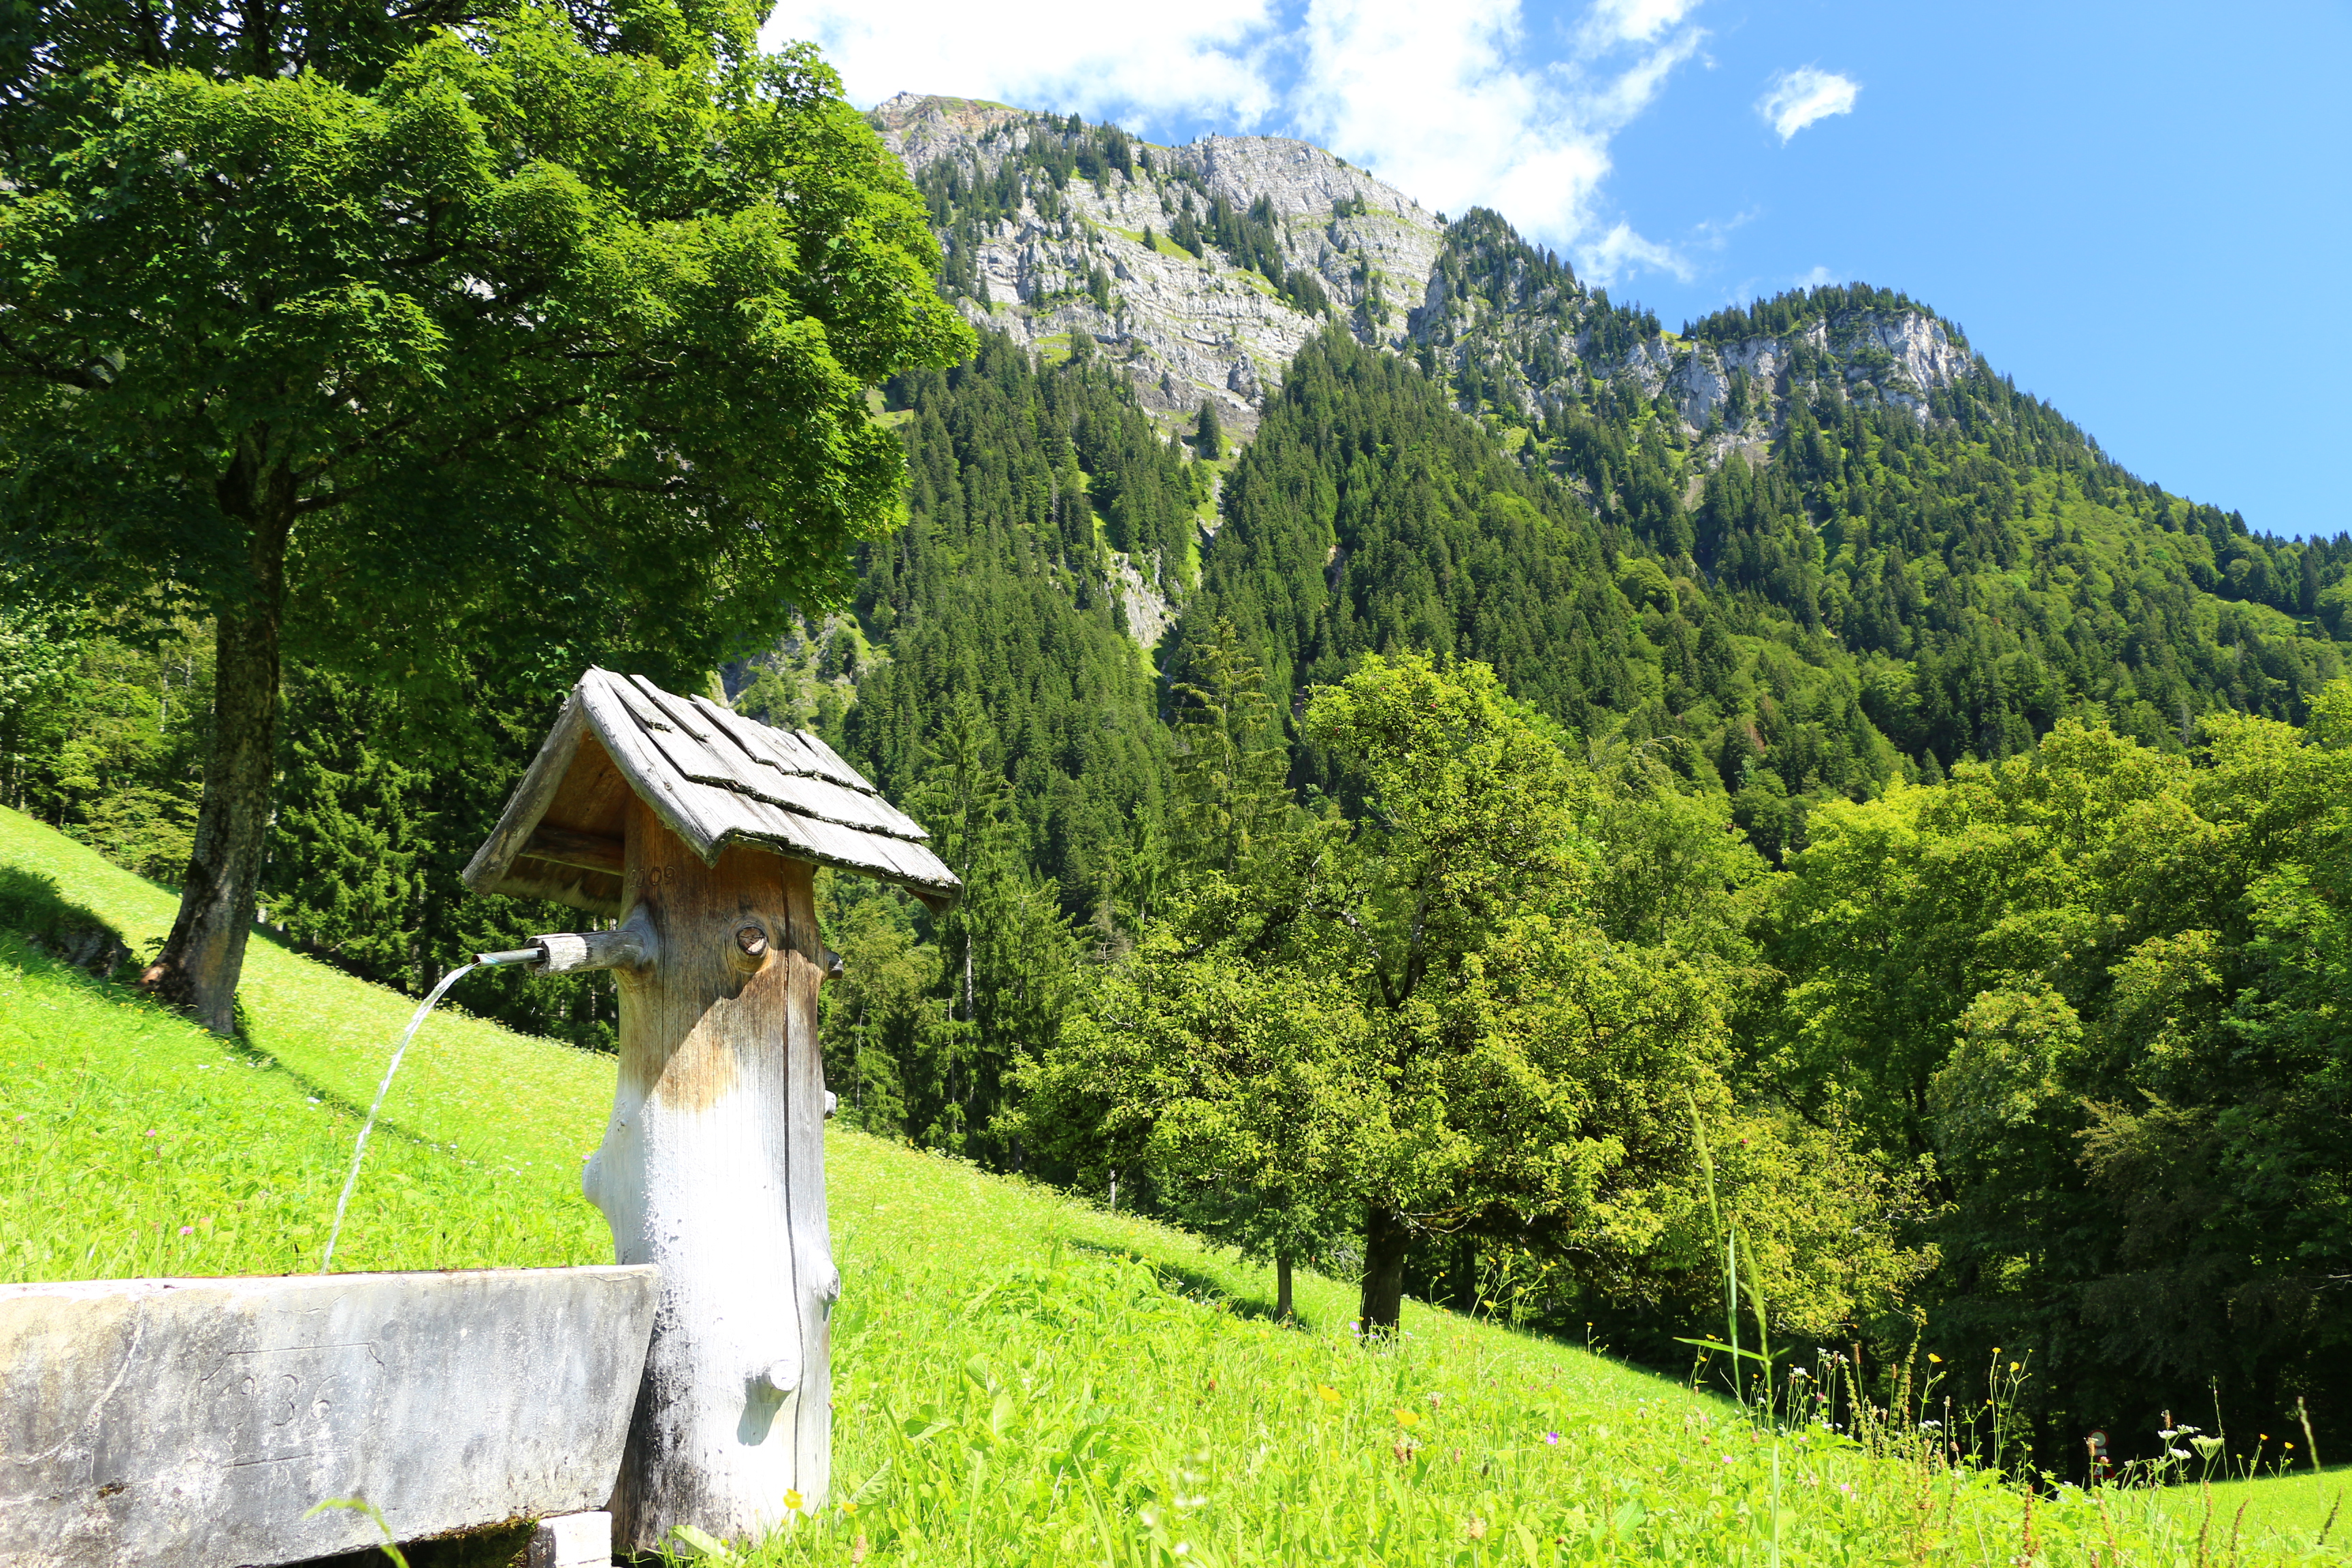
0,1267,656,1568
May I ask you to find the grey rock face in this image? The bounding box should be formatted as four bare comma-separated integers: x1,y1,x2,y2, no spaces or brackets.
860,93,1989,655
870,94,1446,435
0,1267,657,1568
1653,312,1974,438
871,94,1972,457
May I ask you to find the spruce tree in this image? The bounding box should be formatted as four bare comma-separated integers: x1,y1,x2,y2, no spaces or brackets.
1169,621,1287,875
1194,399,1224,462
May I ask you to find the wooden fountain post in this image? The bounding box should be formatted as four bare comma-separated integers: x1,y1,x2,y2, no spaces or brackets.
461,668,959,1556
583,798,836,1552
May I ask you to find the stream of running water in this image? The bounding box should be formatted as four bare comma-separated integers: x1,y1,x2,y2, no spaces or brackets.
318,961,480,1273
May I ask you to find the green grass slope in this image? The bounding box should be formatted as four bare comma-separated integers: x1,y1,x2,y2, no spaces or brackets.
0,804,613,1277
1,806,2337,1564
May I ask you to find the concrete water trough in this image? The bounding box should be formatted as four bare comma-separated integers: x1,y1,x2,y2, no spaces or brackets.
0,1266,657,1568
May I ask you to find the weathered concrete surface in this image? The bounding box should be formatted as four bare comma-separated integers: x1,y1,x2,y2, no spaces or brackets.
0,1266,657,1568
527,1510,612,1567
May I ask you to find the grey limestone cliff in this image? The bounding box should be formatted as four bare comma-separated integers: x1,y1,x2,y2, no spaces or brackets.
871,93,1445,436
872,93,1977,458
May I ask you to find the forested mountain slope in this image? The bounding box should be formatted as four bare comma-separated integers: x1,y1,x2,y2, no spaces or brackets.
11,97,2345,1054
693,101,2352,1200
834,99,2347,846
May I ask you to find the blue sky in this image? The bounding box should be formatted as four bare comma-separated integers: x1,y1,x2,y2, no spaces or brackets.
763,0,2351,542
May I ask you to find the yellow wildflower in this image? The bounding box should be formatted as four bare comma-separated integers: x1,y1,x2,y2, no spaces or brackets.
783,1489,806,1512
1317,1384,1341,1404
1394,1408,1422,1428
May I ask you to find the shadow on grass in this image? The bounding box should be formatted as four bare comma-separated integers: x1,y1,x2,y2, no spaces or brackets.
1064,1236,1318,1333
0,864,133,979
0,914,451,1165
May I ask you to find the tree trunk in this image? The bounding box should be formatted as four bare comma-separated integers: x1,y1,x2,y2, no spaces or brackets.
1275,1253,1294,1322
142,468,293,1035
588,800,836,1552
1359,1206,1409,1338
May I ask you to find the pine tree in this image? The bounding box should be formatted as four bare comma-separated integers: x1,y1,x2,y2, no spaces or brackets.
1169,620,1288,876
263,670,426,990
1194,399,1224,462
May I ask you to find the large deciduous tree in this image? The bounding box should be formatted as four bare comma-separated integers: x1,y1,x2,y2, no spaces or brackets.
1,0,971,1030
1017,656,1827,1337
1761,690,2352,1458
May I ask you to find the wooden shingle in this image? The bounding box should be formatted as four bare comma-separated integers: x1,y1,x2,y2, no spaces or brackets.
462,668,959,915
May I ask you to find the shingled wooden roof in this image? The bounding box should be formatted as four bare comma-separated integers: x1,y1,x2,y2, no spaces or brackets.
462,668,959,915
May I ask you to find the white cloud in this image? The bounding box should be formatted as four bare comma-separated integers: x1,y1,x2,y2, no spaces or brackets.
1580,0,1702,48
1756,67,1858,142
1582,221,1695,284
1292,0,1705,269
763,0,1718,284
1793,264,1840,289
760,0,1281,135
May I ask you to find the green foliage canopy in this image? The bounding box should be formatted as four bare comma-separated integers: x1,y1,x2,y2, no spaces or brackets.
3,14,965,698
0,3,970,1028
1015,655,1924,1340
1761,685,2352,1452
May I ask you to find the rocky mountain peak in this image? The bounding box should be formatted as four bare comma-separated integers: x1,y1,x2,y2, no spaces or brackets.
872,97,1980,461
868,98,1443,436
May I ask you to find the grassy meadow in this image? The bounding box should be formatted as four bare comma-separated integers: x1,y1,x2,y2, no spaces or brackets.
1,804,2341,1565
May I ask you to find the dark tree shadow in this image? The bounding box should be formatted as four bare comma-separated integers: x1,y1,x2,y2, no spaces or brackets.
0,866,451,1162
1064,1237,1318,1333
0,864,132,979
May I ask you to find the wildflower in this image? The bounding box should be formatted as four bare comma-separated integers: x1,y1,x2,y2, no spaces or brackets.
1927,1353,1943,1363
1838,1482,1855,1497
1394,1409,1422,1429
2008,1362,2019,1374
1465,1518,1488,1541
178,1226,193,1236
2168,1448,2190,1460
1544,1431,1561,1446
839,1503,857,1517
1428,1392,1443,1407
144,1130,158,1137
1316,1384,1341,1404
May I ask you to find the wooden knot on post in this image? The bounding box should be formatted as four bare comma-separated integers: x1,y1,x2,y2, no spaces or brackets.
726,923,771,979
